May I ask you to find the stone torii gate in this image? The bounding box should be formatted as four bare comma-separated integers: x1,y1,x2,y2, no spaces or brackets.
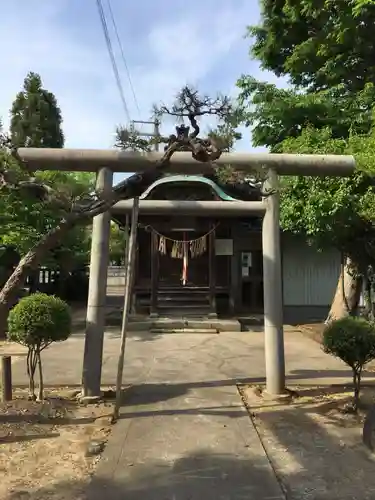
17,148,355,398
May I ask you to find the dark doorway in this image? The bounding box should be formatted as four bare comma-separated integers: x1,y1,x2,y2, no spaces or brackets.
159,231,209,288
241,248,264,312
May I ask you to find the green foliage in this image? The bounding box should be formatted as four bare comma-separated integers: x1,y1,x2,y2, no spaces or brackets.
0,150,94,267
109,222,127,265
7,292,71,347
10,72,64,148
237,0,375,151
323,317,375,369
249,0,375,91
7,292,71,400
236,77,375,150
115,125,152,152
236,0,375,280
1,73,94,270
0,169,94,267
278,127,375,269
208,115,243,152
323,316,375,410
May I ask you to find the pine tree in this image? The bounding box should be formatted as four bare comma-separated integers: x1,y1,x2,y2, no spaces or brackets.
10,72,64,148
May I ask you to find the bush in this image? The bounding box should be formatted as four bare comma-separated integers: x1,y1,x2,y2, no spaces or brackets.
323,316,375,411
7,292,72,400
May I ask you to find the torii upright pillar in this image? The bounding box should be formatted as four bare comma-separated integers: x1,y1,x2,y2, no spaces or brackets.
82,167,113,398
262,169,285,395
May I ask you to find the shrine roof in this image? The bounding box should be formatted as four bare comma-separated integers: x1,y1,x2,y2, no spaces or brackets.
139,175,240,201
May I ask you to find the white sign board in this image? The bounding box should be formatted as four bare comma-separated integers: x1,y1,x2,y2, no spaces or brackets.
215,239,233,256
241,267,249,277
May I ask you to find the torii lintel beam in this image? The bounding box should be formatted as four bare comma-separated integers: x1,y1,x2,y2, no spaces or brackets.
111,200,266,216
16,148,355,176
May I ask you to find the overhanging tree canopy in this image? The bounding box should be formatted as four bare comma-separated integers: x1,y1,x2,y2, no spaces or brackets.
250,0,375,91
237,0,375,320
0,86,237,336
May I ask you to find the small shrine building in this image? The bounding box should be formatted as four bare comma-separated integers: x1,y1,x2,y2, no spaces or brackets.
112,174,341,323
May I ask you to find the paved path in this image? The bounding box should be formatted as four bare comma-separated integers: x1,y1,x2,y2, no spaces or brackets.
11,327,358,388
9,328,364,499
88,333,286,499
86,327,357,500
90,386,284,499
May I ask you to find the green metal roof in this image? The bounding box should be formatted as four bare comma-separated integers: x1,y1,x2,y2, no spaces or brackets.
140,175,240,201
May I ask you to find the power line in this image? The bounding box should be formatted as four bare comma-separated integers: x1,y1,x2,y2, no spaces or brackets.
95,0,131,123
106,0,141,118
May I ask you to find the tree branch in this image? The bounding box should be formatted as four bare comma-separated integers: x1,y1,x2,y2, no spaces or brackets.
155,85,231,120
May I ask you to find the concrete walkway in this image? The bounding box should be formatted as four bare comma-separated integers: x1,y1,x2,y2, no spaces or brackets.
91,382,285,499
89,342,287,499
10,328,362,499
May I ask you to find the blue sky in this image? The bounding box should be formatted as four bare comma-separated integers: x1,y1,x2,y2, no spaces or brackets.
1,0,287,182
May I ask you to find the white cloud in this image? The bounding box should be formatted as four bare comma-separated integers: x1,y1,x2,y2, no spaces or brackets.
1,1,115,147
0,0,287,162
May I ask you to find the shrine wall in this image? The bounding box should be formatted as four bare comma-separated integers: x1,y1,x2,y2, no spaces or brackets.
281,233,341,324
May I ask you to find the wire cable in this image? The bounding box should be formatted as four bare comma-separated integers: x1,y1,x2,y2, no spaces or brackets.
105,0,141,118
96,0,131,122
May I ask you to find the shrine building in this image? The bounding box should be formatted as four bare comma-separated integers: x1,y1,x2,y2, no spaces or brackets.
111,174,341,324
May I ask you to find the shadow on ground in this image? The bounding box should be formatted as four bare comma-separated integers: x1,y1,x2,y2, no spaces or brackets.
6,452,285,500
7,379,375,498
1,432,60,444
118,369,375,407
9,368,375,403
9,404,375,499
0,411,96,426
247,393,375,499
290,368,375,381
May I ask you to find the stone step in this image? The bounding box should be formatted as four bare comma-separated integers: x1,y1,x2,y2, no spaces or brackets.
157,311,211,316
137,297,210,307
157,305,211,317
158,302,210,307
157,288,209,295
157,295,209,302
150,328,219,334
125,318,242,332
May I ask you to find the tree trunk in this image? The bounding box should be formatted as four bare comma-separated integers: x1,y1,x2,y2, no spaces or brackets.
326,255,362,323
27,348,38,401
37,350,44,402
353,368,362,412
362,274,373,321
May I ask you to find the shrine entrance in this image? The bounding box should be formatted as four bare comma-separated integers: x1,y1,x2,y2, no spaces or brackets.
138,219,218,317
17,145,356,397
158,230,209,288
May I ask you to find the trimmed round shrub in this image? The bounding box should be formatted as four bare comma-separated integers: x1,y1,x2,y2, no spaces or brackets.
323,316,375,410
323,316,375,369
7,292,71,347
